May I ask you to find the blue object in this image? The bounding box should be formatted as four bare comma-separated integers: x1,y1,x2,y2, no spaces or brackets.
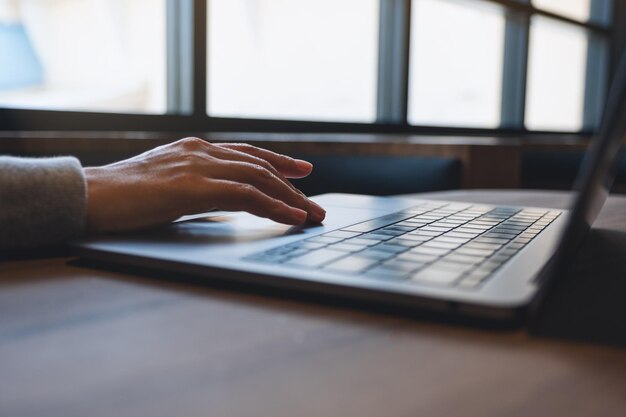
0,23,43,91
290,154,461,196
522,150,626,191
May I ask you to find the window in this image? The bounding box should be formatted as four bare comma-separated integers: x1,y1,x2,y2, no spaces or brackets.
406,0,612,131
0,0,617,134
0,0,167,113
532,0,612,25
208,0,379,123
525,16,589,131
408,0,505,128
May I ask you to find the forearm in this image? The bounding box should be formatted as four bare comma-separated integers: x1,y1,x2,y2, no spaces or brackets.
0,156,87,250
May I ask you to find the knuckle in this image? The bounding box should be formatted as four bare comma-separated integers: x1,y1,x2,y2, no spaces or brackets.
234,182,257,197
256,159,275,173
253,164,274,181
176,171,202,186
181,152,204,165
181,137,206,150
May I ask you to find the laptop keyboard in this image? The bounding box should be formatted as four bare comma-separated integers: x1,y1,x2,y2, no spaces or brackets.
244,203,561,289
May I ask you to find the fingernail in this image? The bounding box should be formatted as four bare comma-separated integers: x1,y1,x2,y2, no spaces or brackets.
308,200,326,222
290,207,308,223
295,159,313,171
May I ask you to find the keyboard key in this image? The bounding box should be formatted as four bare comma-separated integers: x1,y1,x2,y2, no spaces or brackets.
245,254,290,263
290,241,328,250
471,219,500,225
386,238,422,247
265,246,299,255
421,241,462,250
458,269,493,289
464,242,502,251
397,252,439,264
323,230,362,239
507,242,526,250
370,243,408,254
358,233,395,241
490,253,513,263
401,234,435,242
500,221,530,228
419,226,454,233
359,248,397,260
444,231,480,239
396,220,424,227
383,258,427,270
343,238,380,247
401,220,430,227
475,237,510,245
410,267,463,286
330,243,369,252
324,256,380,274
377,229,408,237
460,224,492,231
455,247,496,257
498,248,519,256
287,249,347,268
383,225,416,232
483,232,517,239
432,220,466,227
342,213,414,233
307,236,345,245
411,230,444,237
367,261,424,279
480,259,505,271
430,260,475,274
442,254,484,265
491,227,522,235
435,236,472,245
287,249,311,258
410,246,451,256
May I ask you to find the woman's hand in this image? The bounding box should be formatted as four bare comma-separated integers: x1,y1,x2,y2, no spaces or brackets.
83,138,326,233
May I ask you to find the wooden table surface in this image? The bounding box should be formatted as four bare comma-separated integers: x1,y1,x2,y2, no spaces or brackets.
1,190,625,417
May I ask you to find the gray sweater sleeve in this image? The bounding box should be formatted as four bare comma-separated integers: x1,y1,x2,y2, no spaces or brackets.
0,156,87,250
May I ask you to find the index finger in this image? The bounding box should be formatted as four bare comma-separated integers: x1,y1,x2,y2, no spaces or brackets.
215,143,313,178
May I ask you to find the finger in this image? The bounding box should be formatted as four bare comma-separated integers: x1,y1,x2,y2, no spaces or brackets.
216,143,313,178
196,144,326,222
208,159,325,223
204,143,294,186
205,179,308,225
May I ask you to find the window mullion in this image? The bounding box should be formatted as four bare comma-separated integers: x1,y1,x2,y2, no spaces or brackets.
193,0,207,118
583,0,612,130
500,9,529,129
166,0,195,115
376,0,411,124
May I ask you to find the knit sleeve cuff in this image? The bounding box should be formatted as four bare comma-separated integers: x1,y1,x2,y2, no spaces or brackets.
0,156,87,250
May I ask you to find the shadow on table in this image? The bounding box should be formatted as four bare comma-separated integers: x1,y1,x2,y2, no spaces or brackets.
530,228,626,349
1,246,70,261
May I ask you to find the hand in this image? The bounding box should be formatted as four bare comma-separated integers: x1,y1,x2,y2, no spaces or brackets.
83,138,326,233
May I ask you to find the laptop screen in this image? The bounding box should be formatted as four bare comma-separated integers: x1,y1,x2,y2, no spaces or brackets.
571,47,626,231
533,47,626,298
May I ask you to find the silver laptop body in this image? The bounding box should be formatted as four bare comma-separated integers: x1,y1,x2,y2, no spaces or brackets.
73,51,626,322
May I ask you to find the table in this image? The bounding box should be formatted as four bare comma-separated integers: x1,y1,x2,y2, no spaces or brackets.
2,190,625,417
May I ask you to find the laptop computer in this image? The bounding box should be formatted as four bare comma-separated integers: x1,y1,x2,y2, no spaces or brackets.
72,50,626,323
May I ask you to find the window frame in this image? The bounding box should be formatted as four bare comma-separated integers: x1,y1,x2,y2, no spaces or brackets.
0,0,619,136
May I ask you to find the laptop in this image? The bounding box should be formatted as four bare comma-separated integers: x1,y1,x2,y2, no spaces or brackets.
72,50,626,323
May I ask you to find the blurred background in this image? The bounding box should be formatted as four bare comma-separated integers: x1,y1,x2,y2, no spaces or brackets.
0,0,618,132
